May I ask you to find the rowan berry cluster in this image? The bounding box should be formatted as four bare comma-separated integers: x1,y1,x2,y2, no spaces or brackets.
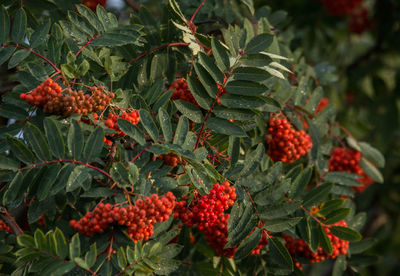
20,78,114,116
216,83,228,105
170,78,198,106
70,192,176,242
320,0,362,16
81,0,106,11
283,220,349,269
329,147,374,193
157,153,180,167
0,220,11,233
266,116,313,163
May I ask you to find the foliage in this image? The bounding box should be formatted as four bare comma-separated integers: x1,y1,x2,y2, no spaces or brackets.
0,0,388,275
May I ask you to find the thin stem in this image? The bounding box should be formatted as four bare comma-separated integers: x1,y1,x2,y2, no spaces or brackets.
130,146,152,163
129,42,189,64
19,160,114,182
300,205,327,227
0,207,24,236
190,0,207,23
1,45,61,72
75,34,101,57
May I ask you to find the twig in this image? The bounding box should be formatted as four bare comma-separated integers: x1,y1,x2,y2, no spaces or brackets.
129,42,189,64
75,34,101,57
0,206,24,236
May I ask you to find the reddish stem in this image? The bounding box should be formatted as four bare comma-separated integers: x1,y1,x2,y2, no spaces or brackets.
130,145,152,163
190,0,207,23
75,34,101,57
19,159,114,181
2,45,61,72
129,42,189,64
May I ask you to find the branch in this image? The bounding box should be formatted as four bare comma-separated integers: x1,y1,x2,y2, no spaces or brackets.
190,0,207,23
129,42,189,64
75,34,101,57
0,206,24,236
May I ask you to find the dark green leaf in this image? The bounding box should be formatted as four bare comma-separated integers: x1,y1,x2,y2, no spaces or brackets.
50,163,75,196
66,165,91,192
234,227,262,260
8,49,30,68
117,118,146,146
0,5,10,44
139,109,159,141
30,19,50,48
25,123,51,161
332,255,347,276
359,157,383,183
0,47,15,66
330,226,362,241
68,120,84,160
54,228,68,258
225,80,268,96
211,37,230,72
194,63,218,98
69,233,80,260
7,135,35,164
350,238,377,254
34,229,47,250
173,116,189,146
245,33,273,54
318,224,333,254
44,118,65,159
198,52,224,84
323,208,351,225
258,200,301,220
264,217,302,232
3,172,23,205
11,8,26,43
110,162,130,188
206,117,246,137
213,106,255,121
0,154,20,171
319,199,346,216
75,4,104,33
186,75,213,109
302,182,333,208
240,144,264,176
232,66,271,81
37,163,61,201
226,205,256,248
269,237,293,271
220,94,266,109
158,108,172,143
359,142,385,168
83,127,104,163
81,187,114,198
174,100,203,123
289,167,313,199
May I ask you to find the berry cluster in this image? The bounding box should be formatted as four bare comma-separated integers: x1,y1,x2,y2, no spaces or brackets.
348,7,373,34
170,78,198,106
82,0,106,11
266,116,313,163
320,0,362,16
157,153,180,167
328,147,374,193
283,220,349,269
70,192,176,242
0,220,11,233
20,79,114,116
216,83,228,105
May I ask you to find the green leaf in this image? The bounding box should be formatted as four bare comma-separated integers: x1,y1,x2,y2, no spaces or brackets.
69,233,80,260
226,205,256,248
234,228,262,260
228,136,240,166
50,163,75,196
0,103,28,120
48,262,75,276
17,234,35,247
263,217,302,232
37,163,61,201
7,135,36,164
68,120,84,160
332,255,347,276
139,109,159,141
186,75,213,109
81,187,114,198
85,243,97,268
174,116,189,146
318,224,333,254
0,154,20,171
117,247,127,269
330,226,362,242
11,8,26,43
245,33,273,54
30,19,51,48
174,100,203,123
44,118,65,159
228,202,241,232
117,118,146,146
0,5,10,44
240,144,264,176
25,123,51,161
8,49,30,68
82,127,104,163
77,60,90,76
211,37,230,72
194,63,218,98
90,26,143,47
302,183,333,208
232,66,270,81
67,10,96,37
198,52,224,84
206,117,246,137
0,47,15,66
213,106,255,121
359,157,384,183
289,167,313,199
219,94,266,109
75,4,104,33
158,108,172,143
359,142,385,168
66,166,91,192
350,238,377,254
225,80,268,96
110,162,130,188
319,199,346,216
322,208,351,225
258,201,301,220
34,229,47,250
269,237,293,271
3,172,23,205
54,228,68,258
153,89,174,112
324,172,361,187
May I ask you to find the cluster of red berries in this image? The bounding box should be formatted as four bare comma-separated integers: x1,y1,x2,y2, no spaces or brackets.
157,153,180,167
81,0,106,11
328,147,374,193
216,83,228,105
0,220,11,233
20,79,114,116
320,0,362,16
283,220,349,269
266,116,313,163
170,78,199,106
348,7,373,34
70,192,176,242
